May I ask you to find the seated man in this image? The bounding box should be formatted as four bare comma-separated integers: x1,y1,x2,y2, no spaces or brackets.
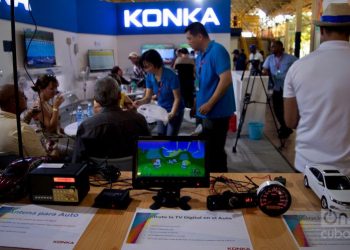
128,52,146,87
72,76,150,163
0,84,47,157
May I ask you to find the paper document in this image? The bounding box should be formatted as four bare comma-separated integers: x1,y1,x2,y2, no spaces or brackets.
283,211,350,249
37,163,64,169
0,204,97,250
122,208,253,250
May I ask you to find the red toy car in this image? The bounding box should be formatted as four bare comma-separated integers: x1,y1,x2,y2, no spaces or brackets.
0,157,45,201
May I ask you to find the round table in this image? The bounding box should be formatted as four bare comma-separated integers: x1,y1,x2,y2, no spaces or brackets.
123,89,144,99
64,122,78,137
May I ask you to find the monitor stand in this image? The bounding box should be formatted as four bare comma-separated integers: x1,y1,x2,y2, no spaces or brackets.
150,188,191,210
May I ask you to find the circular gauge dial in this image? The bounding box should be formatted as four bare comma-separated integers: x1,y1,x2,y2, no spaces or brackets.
257,181,292,216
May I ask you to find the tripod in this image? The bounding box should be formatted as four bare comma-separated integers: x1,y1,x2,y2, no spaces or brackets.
232,61,283,153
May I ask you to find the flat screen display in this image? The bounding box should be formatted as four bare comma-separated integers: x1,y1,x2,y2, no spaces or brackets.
141,44,175,64
177,43,194,54
88,49,115,71
24,29,56,68
133,136,209,189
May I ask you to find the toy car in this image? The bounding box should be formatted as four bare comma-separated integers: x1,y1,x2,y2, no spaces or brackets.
0,157,45,201
304,164,350,211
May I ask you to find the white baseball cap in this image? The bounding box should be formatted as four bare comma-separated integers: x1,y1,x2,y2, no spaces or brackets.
128,52,139,59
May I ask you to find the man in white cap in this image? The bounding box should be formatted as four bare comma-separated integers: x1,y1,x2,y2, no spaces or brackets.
128,52,146,87
284,3,350,176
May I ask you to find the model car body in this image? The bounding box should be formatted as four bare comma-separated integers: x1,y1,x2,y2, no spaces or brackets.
0,157,45,201
304,164,350,211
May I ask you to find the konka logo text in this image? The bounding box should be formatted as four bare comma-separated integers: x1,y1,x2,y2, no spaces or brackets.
124,7,220,28
0,0,30,11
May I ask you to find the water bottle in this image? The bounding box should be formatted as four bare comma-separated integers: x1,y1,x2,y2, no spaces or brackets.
86,102,93,117
131,81,137,93
76,105,83,125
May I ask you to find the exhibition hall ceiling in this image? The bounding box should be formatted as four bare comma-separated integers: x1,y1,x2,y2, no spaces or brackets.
106,0,312,16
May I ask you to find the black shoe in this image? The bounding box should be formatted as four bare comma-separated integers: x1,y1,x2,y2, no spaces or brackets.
278,128,293,139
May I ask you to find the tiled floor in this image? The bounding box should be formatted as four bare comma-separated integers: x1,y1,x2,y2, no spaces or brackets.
263,106,296,171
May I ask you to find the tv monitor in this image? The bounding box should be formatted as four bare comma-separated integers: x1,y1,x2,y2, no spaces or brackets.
88,49,115,72
24,29,56,68
133,136,209,210
177,43,194,54
141,44,175,64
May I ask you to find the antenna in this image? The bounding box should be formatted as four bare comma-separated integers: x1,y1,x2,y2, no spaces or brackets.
81,66,90,104
85,66,90,79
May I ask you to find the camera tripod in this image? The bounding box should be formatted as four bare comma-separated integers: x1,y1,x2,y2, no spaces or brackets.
232,62,284,153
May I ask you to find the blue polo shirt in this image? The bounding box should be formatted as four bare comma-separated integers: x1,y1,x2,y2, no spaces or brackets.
145,66,184,113
196,40,235,118
263,53,298,91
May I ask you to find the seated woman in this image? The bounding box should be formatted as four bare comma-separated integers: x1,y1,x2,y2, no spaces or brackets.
133,49,184,136
110,66,130,86
30,75,64,133
26,75,66,156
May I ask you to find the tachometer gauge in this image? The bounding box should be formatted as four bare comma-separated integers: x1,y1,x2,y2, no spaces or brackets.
257,181,292,216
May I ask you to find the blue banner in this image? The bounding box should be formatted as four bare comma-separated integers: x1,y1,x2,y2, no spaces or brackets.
76,0,117,35
0,0,78,32
0,0,230,35
116,0,231,35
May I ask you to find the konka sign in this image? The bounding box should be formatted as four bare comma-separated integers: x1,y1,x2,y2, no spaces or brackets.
124,8,220,28
116,0,230,35
0,0,30,11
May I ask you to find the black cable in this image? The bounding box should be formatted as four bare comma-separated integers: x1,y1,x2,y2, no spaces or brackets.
210,176,258,194
23,0,37,87
22,0,46,134
87,159,121,185
21,1,71,160
10,0,24,158
245,175,259,188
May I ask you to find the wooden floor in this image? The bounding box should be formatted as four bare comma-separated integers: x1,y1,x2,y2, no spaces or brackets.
263,106,296,171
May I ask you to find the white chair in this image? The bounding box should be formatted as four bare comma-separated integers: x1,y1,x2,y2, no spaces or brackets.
183,107,196,123
89,156,133,171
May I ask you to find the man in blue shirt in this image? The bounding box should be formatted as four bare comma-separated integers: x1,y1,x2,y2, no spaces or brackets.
185,22,235,172
263,41,297,139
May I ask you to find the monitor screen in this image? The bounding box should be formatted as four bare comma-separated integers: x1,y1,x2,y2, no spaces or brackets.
133,136,209,189
88,49,115,72
177,43,194,54
24,29,56,68
141,44,175,64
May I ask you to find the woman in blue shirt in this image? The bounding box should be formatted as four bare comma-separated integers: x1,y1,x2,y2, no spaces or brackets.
134,49,184,136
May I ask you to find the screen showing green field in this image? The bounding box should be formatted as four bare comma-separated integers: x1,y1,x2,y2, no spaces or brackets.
136,140,205,177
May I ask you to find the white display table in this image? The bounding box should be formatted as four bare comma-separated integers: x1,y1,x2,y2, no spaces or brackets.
232,71,269,135
64,121,78,137
124,89,144,98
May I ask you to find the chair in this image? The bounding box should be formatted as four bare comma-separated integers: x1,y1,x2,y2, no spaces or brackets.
89,156,133,171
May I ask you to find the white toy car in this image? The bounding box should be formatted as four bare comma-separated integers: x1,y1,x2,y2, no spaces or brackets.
304,164,350,211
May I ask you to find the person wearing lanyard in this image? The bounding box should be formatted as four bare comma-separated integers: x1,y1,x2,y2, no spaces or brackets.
185,22,235,173
262,41,298,139
133,49,184,136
